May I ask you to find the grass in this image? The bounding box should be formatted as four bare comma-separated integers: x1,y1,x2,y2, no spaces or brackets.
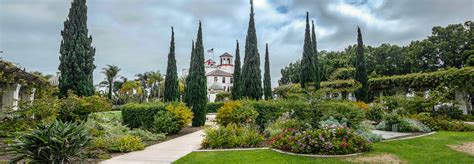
174,131,474,164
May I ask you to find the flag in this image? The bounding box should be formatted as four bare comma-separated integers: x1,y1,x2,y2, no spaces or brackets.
207,48,214,53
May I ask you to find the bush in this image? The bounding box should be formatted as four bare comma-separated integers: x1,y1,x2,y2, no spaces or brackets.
432,104,463,120
246,100,286,129
376,113,431,133
356,121,382,142
216,101,259,126
152,110,181,134
269,127,371,155
206,102,224,113
264,113,304,138
329,67,355,80
414,114,474,132
376,96,432,115
11,120,91,163
201,123,264,149
316,101,365,128
166,102,193,128
366,104,385,123
121,102,165,130
59,94,112,122
130,129,166,141
91,135,145,153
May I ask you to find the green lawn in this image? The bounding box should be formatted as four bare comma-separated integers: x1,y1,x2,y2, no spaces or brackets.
174,131,474,164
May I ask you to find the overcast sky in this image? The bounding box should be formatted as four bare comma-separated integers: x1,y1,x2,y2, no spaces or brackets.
1,0,473,87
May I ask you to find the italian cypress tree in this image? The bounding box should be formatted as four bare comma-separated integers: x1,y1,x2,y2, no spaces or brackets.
231,40,243,100
164,27,179,102
312,20,321,89
184,40,195,105
241,0,263,100
188,21,208,126
354,27,369,102
263,43,272,100
300,12,316,88
58,0,95,97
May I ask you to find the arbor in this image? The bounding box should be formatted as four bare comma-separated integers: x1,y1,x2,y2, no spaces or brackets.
101,65,121,100
354,27,369,102
231,40,243,100
300,12,316,88
263,43,272,100
164,27,179,102
241,0,263,100
187,21,208,126
58,0,95,97
311,20,320,89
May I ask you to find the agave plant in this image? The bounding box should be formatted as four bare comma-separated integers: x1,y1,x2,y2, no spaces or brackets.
10,120,91,163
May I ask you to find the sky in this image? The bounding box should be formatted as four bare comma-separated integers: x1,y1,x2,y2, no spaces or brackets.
1,0,473,87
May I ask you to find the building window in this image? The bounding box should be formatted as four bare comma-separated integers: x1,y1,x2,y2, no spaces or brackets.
230,78,233,84
214,77,218,82
222,77,226,83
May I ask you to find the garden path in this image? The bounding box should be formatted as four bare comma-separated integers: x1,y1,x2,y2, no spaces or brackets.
372,130,413,139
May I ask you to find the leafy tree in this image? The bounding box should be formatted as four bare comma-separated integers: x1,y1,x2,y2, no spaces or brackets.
406,40,439,72
263,43,272,100
430,22,470,68
164,27,179,102
279,60,301,85
101,65,121,100
187,21,208,126
241,0,263,100
300,12,316,88
354,27,368,102
58,0,95,97
231,40,242,100
311,20,320,89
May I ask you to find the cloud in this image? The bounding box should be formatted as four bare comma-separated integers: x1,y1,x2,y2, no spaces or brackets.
1,0,472,88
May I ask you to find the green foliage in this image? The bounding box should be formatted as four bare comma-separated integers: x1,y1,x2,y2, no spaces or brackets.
101,65,121,100
216,101,258,126
413,114,474,132
263,113,302,138
316,101,365,128
91,135,144,153
329,67,355,80
165,102,194,129
320,79,360,93
312,20,321,89
376,113,431,132
58,0,95,97
366,104,385,123
11,120,91,163
241,0,263,100
153,110,181,134
201,123,264,149
273,84,304,99
215,92,231,102
58,93,112,122
355,27,369,102
264,43,273,100
187,21,208,126
121,102,165,130
232,40,243,100
206,102,224,113
269,128,371,155
432,104,463,119
164,27,179,102
300,12,316,88
278,60,301,85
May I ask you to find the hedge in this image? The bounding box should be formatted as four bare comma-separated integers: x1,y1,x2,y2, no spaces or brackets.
206,102,224,113
243,100,310,129
121,102,166,129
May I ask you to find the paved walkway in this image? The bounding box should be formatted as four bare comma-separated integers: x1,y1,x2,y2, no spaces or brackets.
101,130,204,164
372,130,413,140
465,122,474,125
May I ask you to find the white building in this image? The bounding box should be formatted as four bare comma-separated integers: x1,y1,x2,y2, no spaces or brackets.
182,52,235,102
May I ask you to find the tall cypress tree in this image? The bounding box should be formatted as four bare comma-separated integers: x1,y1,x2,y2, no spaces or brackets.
242,0,263,100
231,40,242,100
263,43,272,100
184,40,194,105
189,21,208,126
354,27,369,102
58,0,95,97
311,20,321,89
164,27,179,102
300,12,316,88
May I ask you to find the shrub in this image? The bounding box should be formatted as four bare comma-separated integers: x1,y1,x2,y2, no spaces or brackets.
216,101,258,126
206,102,224,113
121,102,165,130
152,110,180,134
269,127,371,155
366,104,385,123
432,104,463,120
264,113,304,138
316,101,365,128
318,116,347,129
91,135,145,153
201,123,264,149
414,114,474,132
166,102,193,128
376,96,432,115
376,113,431,132
11,120,91,163
356,121,382,142
246,100,286,129
59,94,112,122
130,129,166,141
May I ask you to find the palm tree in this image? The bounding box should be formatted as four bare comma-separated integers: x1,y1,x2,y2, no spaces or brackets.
120,80,142,103
101,65,121,100
148,71,164,101
136,72,151,103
